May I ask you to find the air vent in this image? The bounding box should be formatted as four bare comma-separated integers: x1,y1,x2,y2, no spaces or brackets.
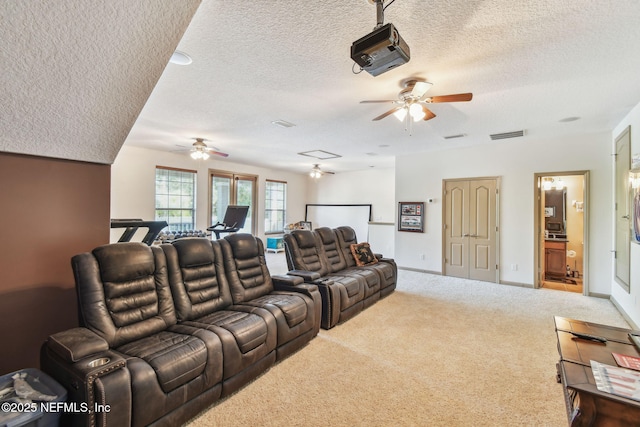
271,120,296,128
443,133,466,140
490,130,526,140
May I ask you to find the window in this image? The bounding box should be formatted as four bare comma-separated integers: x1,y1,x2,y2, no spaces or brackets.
155,166,196,231
265,180,286,234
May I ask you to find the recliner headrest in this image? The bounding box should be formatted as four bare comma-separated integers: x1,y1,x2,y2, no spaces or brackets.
224,233,259,259
172,238,215,268
291,230,316,248
336,226,357,242
93,243,155,283
315,227,336,244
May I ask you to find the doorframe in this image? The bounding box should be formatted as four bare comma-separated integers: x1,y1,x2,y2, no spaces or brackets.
441,176,501,283
208,168,258,235
533,171,590,294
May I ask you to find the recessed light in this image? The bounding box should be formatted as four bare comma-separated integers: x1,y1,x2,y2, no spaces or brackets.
559,117,580,123
169,51,192,65
378,144,390,148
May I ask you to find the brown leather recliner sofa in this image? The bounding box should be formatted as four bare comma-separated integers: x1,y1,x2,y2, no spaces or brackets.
283,225,397,329
40,234,320,427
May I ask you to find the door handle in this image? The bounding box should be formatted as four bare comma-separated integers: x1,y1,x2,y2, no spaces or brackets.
470,234,478,237
622,215,630,219
462,233,470,237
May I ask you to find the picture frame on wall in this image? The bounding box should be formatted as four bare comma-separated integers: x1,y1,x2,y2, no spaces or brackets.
398,202,425,232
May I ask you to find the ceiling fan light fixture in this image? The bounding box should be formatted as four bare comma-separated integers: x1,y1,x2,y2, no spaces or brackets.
409,103,425,121
190,146,210,160
310,164,324,179
393,107,407,122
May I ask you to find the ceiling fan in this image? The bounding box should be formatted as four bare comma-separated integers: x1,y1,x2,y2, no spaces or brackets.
360,79,472,124
176,138,229,160
309,164,335,179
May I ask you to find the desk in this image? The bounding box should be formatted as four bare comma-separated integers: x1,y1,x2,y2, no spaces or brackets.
554,316,640,426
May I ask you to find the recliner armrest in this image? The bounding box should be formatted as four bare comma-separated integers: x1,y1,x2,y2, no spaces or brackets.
272,274,305,287
41,345,129,427
273,274,319,299
47,327,110,362
287,270,321,282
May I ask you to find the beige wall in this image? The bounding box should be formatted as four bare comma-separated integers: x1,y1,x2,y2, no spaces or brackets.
111,145,309,243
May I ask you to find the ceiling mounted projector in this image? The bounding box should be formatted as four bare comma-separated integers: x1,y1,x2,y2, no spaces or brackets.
351,0,410,77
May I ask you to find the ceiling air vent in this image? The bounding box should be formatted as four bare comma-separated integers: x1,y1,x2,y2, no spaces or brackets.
443,133,466,140
489,130,526,141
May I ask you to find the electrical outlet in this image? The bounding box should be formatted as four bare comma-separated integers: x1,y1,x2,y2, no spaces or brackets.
511,264,518,271
420,253,426,260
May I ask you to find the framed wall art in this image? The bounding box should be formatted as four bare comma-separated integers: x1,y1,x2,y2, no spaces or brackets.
398,202,425,232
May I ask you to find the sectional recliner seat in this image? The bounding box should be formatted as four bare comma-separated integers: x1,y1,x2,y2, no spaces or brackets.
283,226,397,329
40,234,320,427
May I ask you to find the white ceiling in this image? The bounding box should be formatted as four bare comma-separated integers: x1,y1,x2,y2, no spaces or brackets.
3,1,640,174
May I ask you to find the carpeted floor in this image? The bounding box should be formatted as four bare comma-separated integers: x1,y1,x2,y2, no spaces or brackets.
186,262,629,427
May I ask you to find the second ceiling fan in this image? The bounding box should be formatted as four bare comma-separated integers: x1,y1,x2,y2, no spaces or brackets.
361,78,472,123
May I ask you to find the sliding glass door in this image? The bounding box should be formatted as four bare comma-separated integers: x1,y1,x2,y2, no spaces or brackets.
210,170,256,234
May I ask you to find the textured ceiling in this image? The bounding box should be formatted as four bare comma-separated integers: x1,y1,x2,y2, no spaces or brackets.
2,1,640,173
0,0,200,164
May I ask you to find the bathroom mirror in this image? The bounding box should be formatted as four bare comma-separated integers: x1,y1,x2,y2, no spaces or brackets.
545,189,566,235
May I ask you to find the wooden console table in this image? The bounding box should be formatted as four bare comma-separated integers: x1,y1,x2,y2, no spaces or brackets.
554,316,640,426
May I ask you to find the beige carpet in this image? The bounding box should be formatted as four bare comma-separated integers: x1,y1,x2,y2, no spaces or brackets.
186,268,629,427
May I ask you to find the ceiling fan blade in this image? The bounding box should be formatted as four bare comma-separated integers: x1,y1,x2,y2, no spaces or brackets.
372,106,403,121
411,81,433,98
422,106,436,121
209,150,229,158
360,100,398,104
428,93,473,103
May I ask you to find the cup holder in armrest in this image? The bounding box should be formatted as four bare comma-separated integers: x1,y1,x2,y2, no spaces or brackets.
87,357,111,368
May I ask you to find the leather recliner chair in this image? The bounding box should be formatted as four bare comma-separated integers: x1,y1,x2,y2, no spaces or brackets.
284,229,366,329
161,238,277,398
315,227,381,308
41,243,224,427
333,226,397,297
219,233,321,360
283,226,397,329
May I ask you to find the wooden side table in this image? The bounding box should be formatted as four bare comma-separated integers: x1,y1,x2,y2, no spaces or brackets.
554,316,640,426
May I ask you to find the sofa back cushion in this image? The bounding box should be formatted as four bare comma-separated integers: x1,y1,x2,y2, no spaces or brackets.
72,243,177,348
314,227,348,273
220,234,274,303
162,238,233,321
334,226,359,268
283,230,328,275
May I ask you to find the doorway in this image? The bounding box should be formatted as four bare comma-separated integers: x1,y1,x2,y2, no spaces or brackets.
443,177,500,282
534,172,589,294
